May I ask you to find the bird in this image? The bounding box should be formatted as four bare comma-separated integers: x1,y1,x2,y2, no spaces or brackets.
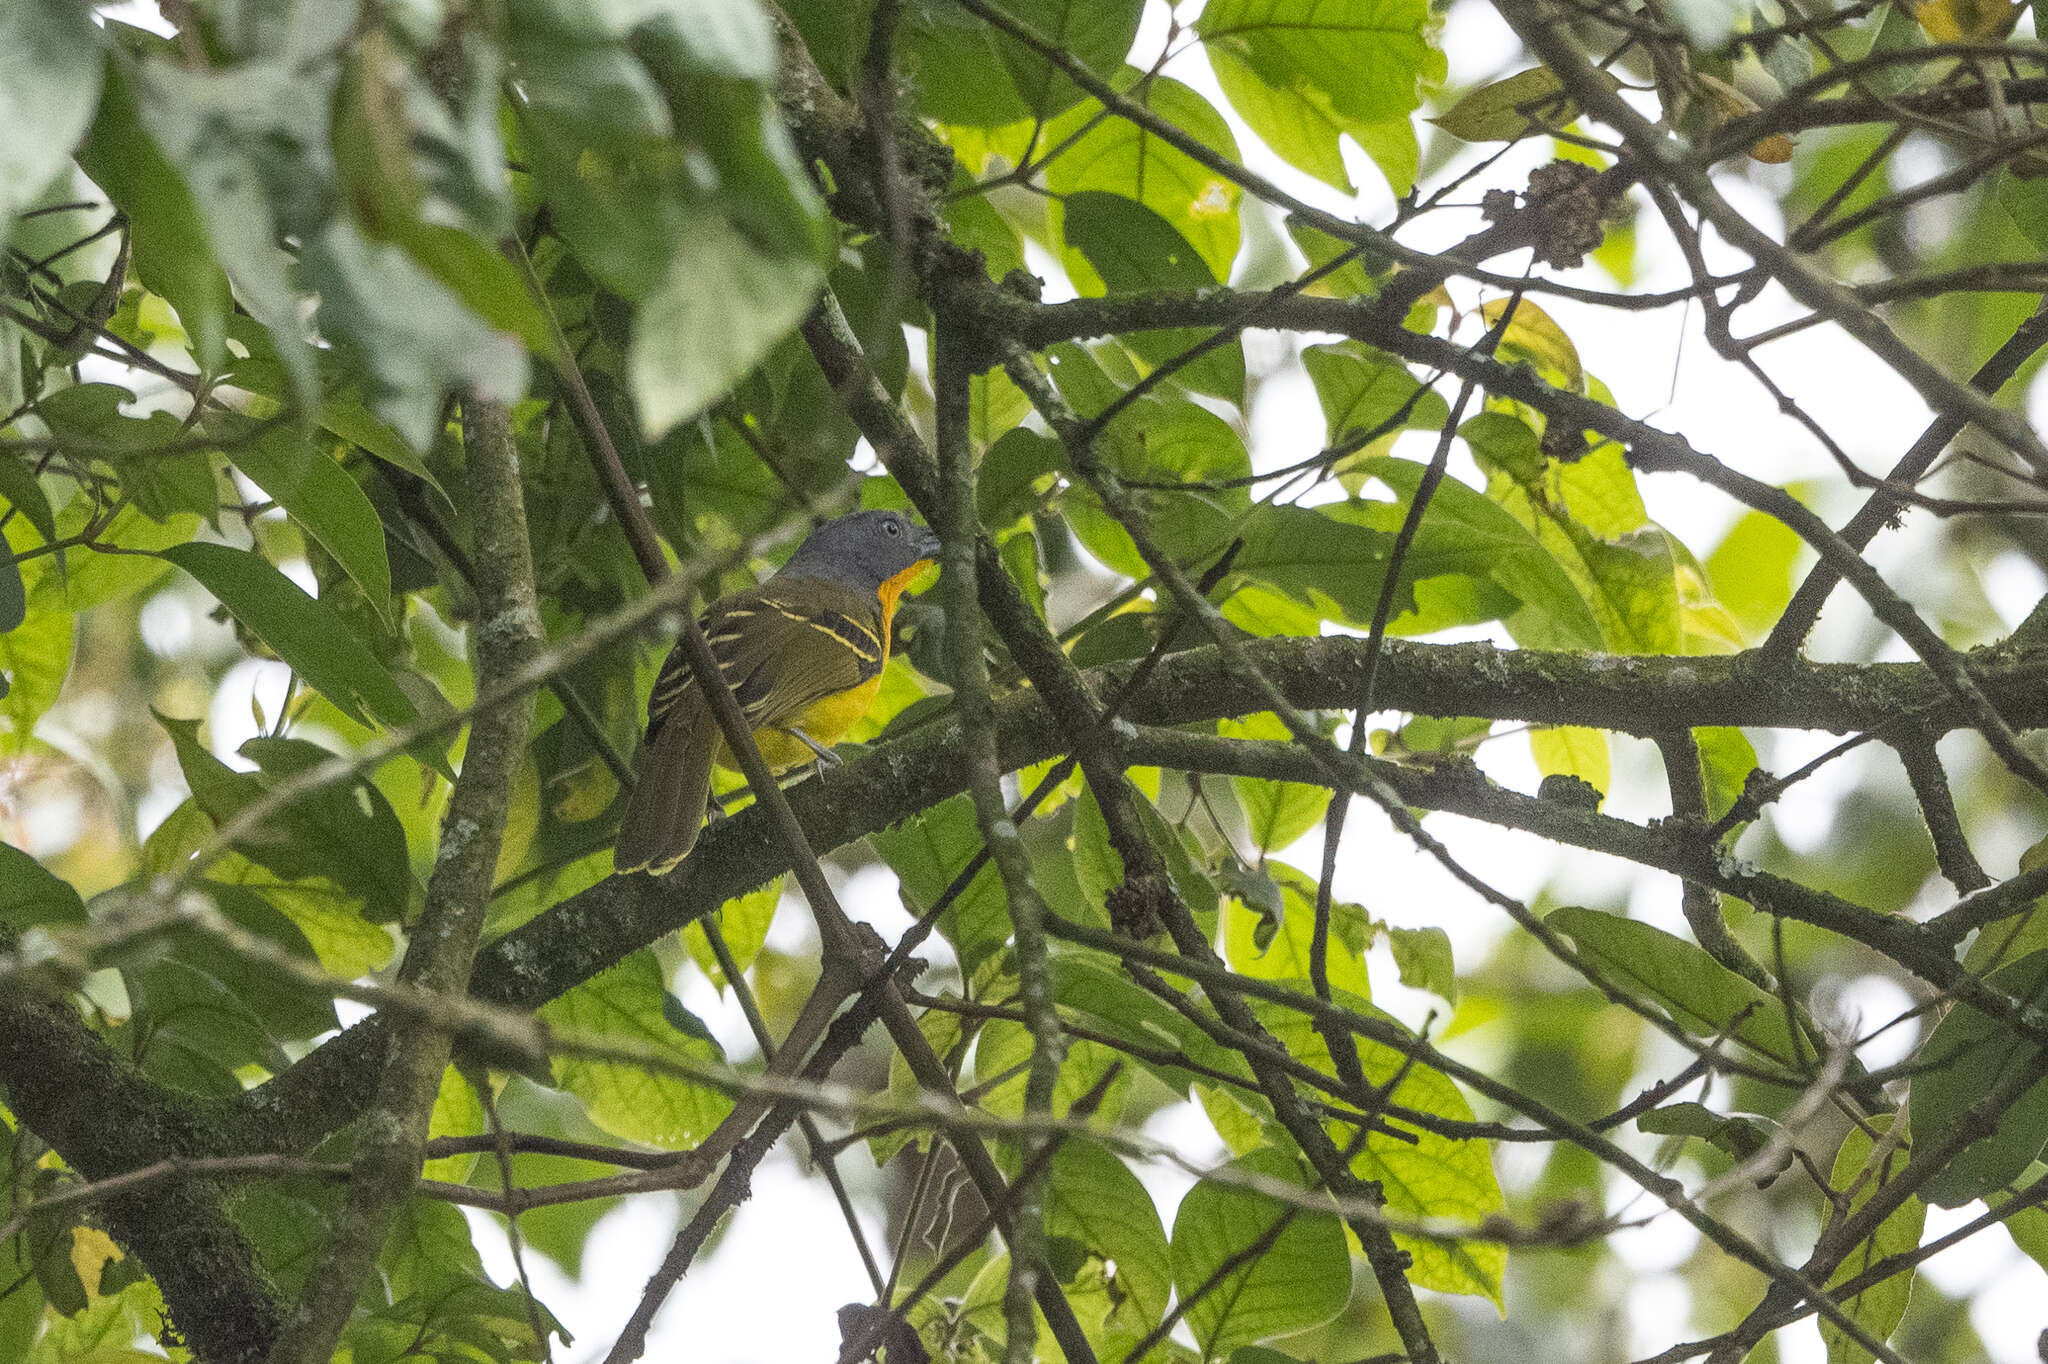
613,508,942,875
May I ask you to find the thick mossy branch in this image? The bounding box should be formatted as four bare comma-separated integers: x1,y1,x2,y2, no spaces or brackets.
232,630,2048,1152
0,996,284,1364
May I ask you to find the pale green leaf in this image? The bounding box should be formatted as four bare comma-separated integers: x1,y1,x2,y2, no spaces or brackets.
683,877,783,988
629,205,826,439
541,948,732,1149
1548,906,1797,1064
0,0,99,251
1043,73,1243,281
1045,1139,1173,1330
1822,1116,1924,1364
1911,950,2048,1207
160,542,419,731
1171,1147,1351,1355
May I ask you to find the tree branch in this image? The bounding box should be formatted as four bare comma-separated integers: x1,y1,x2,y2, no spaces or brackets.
231,627,2048,1152
933,322,1061,1364
268,394,546,1364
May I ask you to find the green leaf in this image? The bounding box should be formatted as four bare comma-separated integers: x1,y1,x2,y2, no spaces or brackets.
540,948,733,1149
997,0,1145,120
330,42,548,356
0,1247,40,1364
1201,0,1430,194
0,455,57,550
946,174,1027,280
1638,1101,1789,1177
629,202,826,440
904,0,1142,125
157,714,414,919
1465,412,1677,653
1136,786,1220,922
0,592,71,754
206,855,396,979
1479,297,1586,394
683,876,783,988
1043,73,1243,282
1385,923,1456,1001
0,842,87,931
162,882,342,1046
127,955,280,1093
160,542,420,731
1351,457,1603,648
365,1197,565,1360
1253,995,1506,1301
1432,67,1600,142
422,1063,485,1183
22,502,193,614
1063,192,1246,405
874,794,1011,975
106,49,327,403
1223,861,1369,999
1219,712,1331,853
1990,1162,2048,1275
1284,217,1385,297
75,58,232,371
318,392,447,497
1695,726,1759,824
1048,952,1213,1091
871,997,968,1166
1999,171,2048,253
1089,394,1253,511
29,384,221,526
1911,949,2048,1207
1821,1116,1923,1364
0,3,101,247
473,1076,627,1277
515,87,683,301
1045,1139,1173,1330
1302,342,1447,451
1233,502,1394,626
973,1020,1129,1128
302,216,529,452
230,432,393,622
1706,504,1808,642
1196,0,1442,129
1171,1147,1351,1356
238,736,413,913
1548,906,1797,1064
1071,784,1126,926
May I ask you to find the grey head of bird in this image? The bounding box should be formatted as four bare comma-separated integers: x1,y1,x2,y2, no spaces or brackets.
772,508,943,593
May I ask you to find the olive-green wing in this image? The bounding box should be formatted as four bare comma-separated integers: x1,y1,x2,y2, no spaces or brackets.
645,583,885,740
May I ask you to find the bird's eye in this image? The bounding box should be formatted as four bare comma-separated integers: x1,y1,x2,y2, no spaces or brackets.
885,521,900,535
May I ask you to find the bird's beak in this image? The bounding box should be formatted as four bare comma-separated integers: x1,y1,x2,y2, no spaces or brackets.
914,524,943,562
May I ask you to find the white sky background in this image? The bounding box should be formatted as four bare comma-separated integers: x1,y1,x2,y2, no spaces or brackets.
55,0,2048,1360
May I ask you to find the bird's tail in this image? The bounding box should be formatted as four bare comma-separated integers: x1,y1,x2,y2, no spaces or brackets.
613,695,719,875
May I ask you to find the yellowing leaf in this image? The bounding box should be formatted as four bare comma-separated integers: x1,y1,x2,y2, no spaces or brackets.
1479,297,1583,393
1531,725,1609,801
68,1227,123,1303
1433,67,1592,142
683,876,783,989
1909,0,2019,38
423,1064,484,1183
1749,133,1795,164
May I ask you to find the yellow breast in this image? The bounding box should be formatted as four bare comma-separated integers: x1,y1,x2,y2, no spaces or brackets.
713,604,898,775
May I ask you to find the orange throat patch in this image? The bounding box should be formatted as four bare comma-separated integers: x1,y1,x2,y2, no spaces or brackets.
877,557,938,619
